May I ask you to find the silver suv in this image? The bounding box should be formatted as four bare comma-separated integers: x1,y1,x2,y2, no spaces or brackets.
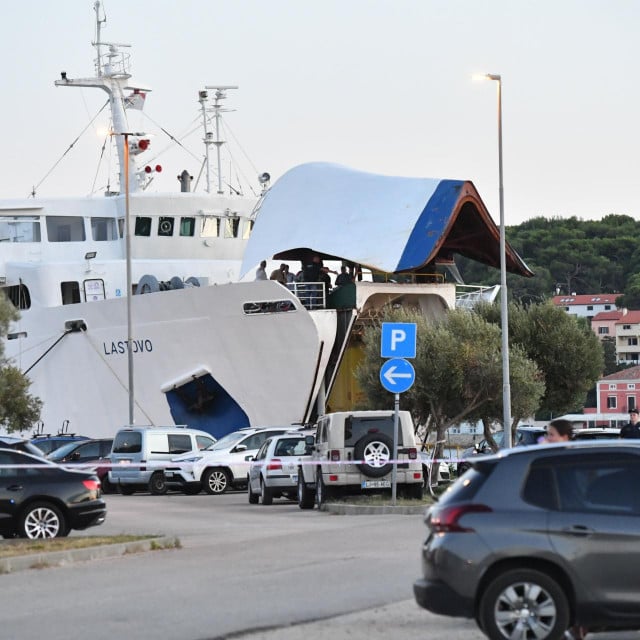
414,441,640,639
298,410,423,508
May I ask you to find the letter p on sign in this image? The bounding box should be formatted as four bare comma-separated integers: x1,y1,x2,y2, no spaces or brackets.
381,322,417,359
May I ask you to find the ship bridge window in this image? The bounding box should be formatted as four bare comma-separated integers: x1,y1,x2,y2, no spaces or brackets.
243,300,296,315
61,281,81,305
180,217,195,237
201,216,219,238
135,217,152,237
3,284,31,310
118,217,125,237
46,216,86,242
91,217,119,241
242,220,254,240
0,217,41,243
158,217,174,236
224,217,240,239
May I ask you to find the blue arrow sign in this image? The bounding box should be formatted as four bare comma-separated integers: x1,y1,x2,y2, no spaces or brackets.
380,358,415,393
381,322,417,359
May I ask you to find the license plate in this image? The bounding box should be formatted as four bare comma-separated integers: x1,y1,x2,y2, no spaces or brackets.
165,471,175,478
362,480,391,489
118,459,130,465
290,474,298,483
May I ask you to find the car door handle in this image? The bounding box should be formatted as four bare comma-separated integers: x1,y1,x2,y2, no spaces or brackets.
562,525,594,536
6,484,23,492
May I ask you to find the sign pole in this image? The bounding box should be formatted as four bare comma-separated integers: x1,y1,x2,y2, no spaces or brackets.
391,393,399,505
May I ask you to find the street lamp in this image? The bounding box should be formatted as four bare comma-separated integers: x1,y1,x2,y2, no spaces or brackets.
111,130,143,426
474,73,512,447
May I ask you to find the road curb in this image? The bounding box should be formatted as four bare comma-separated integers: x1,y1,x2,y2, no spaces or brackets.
0,536,176,574
322,502,427,515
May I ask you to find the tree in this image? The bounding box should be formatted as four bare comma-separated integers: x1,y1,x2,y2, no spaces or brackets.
354,308,544,459
476,301,604,416
0,296,41,433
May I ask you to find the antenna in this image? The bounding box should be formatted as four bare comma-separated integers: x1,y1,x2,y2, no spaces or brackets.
201,85,238,195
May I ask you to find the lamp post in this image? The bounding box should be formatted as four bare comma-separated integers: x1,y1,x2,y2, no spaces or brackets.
111,131,138,425
476,73,512,447
124,133,135,425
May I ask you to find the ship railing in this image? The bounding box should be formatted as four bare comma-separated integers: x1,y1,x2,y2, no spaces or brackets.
362,269,445,284
455,284,501,310
286,282,327,310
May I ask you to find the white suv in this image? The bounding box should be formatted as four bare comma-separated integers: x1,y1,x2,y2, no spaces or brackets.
297,410,423,508
165,427,291,494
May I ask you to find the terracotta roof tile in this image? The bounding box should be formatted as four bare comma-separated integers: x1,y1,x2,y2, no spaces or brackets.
602,366,640,381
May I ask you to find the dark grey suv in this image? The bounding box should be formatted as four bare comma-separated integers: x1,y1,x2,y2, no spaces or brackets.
414,441,640,640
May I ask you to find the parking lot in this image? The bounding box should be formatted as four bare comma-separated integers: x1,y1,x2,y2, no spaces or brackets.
1,492,639,640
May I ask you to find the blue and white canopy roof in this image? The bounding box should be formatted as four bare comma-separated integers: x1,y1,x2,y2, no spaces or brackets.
241,162,532,278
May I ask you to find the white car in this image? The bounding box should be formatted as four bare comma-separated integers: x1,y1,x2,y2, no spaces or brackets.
247,434,312,505
164,427,291,494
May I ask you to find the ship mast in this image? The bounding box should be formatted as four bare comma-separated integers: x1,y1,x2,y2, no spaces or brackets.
54,0,150,194
201,86,238,195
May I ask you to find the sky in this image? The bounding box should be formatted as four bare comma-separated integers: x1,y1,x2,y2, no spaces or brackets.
1,0,638,225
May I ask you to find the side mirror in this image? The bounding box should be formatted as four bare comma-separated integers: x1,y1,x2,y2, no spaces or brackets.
233,444,248,453
245,455,254,462
304,435,315,446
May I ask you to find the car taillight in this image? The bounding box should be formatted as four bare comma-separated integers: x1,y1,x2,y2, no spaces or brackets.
267,458,282,471
407,448,417,460
330,450,340,462
429,504,492,533
82,479,100,492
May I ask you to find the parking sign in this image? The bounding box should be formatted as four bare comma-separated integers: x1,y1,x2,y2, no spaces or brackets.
381,322,417,359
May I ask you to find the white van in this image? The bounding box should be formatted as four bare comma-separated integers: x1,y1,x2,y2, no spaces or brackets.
108,426,216,495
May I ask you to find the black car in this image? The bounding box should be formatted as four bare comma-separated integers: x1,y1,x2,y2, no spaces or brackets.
456,425,547,475
0,436,47,458
414,441,640,639
31,434,89,455
47,438,114,493
0,448,106,539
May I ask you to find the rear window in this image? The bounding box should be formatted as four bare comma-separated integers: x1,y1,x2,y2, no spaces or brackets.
344,416,404,447
112,431,142,454
274,438,306,457
438,466,493,505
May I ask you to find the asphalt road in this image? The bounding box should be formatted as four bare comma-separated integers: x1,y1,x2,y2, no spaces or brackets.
0,491,638,640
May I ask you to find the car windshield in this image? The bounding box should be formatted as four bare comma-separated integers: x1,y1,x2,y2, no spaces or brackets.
208,431,247,451
48,441,81,460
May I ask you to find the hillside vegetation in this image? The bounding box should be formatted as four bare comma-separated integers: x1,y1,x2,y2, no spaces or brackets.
457,214,640,308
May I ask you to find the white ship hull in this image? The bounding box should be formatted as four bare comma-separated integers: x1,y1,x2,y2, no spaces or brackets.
8,281,337,438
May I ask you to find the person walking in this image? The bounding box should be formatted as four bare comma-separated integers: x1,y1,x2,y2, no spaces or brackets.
254,260,267,281
620,408,640,438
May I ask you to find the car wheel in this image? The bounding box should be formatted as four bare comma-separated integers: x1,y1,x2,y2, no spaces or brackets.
248,477,259,504
354,433,393,478
100,474,115,494
203,468,230,495
119,485,136,495
19,502,68,539
297,473,315,510
148,472,168,495
260,479,273,505
479,568,570,640
315,471,334,509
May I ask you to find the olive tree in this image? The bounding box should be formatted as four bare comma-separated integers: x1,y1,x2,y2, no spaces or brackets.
0,296,41,432
354,308,544,459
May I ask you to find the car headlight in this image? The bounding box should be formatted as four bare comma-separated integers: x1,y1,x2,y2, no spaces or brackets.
175,456,202,464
